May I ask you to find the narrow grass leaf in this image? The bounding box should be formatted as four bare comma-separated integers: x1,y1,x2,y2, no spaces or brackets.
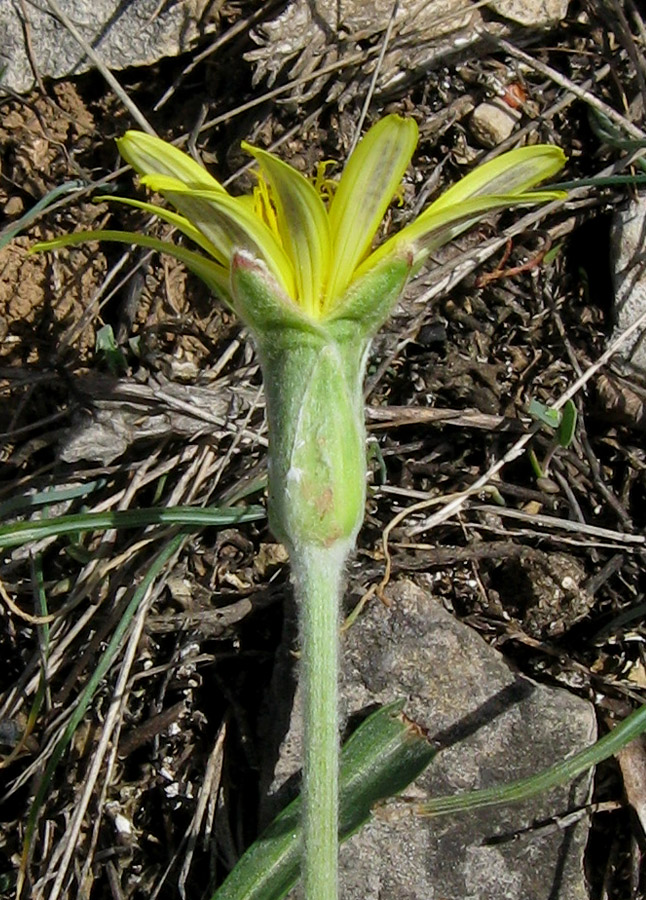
0,479,107,519
0,181,87,251
1,557,50,770
418,703,646,817
0,505,265,549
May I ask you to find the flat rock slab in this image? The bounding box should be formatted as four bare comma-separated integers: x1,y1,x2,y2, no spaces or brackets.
1,0,218,94
269,579,595,899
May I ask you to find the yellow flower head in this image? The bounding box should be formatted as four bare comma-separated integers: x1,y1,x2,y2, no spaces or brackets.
35,116,566,328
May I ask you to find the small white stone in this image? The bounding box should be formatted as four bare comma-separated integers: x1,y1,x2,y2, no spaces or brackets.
470,99,521,148
113,813,132,836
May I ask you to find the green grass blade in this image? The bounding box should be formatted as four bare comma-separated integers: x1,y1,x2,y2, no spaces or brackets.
588,108,646,153
0,504,265,549
212,701,436,900
212,702,646,899
544,175,646,190
0,181,88,251
0,479,107,519
418,703,646,817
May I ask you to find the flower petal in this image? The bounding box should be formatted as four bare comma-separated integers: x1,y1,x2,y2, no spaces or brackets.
95,194,226,264
326,114,418,304
32,230,231,302
117,131,226,191
356,145,566,277
357,189,565,278
428,145,566,211
243,143,331,318
141,174,296,298
117,132,257,281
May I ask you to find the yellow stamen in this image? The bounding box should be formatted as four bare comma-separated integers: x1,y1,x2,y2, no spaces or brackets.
392,183,406,207
252,172,281,239
312,161,338,204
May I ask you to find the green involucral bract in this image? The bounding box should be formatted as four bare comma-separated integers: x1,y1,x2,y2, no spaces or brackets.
32,114,566,550
232,251,413,550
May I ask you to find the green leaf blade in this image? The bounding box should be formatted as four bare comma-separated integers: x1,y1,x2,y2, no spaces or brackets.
0,505,265,549
211,701,436,900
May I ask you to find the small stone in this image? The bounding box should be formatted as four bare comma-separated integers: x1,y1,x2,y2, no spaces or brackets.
610,195,646,376
470,98,521,148
4,196,24,217
487,0,569,26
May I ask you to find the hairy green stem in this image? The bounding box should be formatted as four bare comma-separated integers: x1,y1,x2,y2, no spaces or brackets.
292,541,349,900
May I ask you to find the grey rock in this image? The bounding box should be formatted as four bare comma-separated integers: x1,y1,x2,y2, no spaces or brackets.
0,0,219,94
268,579,595,899
487,0,568,25
470,98,521,148
610,195,646,376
